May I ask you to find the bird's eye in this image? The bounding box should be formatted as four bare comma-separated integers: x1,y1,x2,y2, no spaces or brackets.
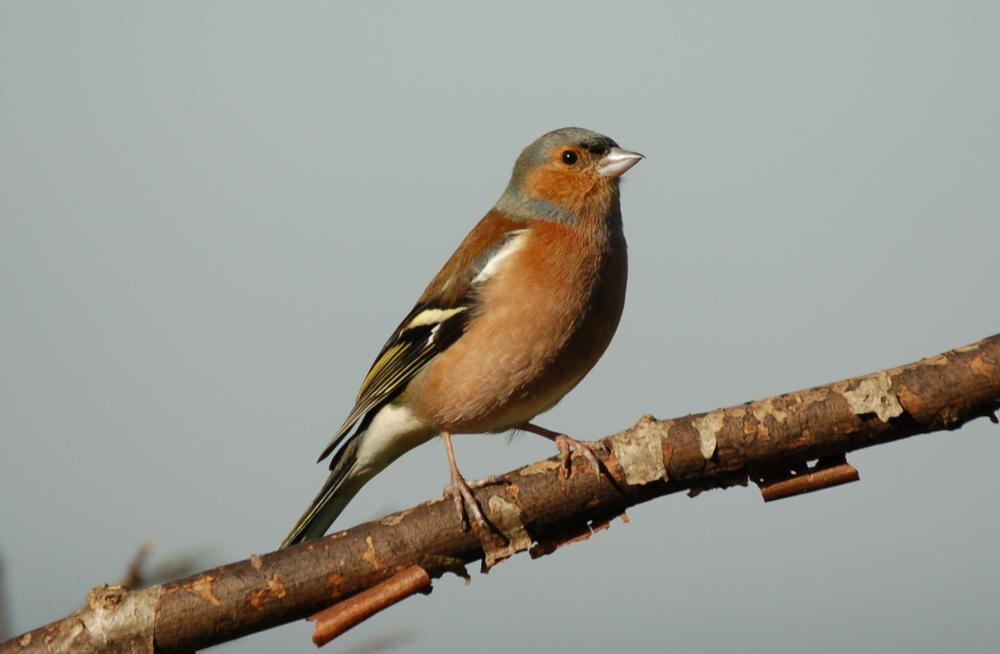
561,150,578,165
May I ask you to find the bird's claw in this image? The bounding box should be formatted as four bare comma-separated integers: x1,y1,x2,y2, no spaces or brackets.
446,473,490,532
553,434,608,479
468,474,507,490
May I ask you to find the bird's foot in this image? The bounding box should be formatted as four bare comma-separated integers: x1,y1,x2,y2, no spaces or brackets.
446,469,490,533
552,434,608,480
516,422,610,480
468,474,507,489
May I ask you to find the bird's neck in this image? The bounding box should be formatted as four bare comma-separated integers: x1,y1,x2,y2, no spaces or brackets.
494,182,621,238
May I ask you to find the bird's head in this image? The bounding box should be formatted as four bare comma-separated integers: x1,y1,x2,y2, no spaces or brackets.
495,127,643,224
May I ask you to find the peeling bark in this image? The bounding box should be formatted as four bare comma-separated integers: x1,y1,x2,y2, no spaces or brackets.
3,334,998,653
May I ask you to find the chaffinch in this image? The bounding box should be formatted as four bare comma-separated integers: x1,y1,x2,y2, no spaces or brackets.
281,127,642,548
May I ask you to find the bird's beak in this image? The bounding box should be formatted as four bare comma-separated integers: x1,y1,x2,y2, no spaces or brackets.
596,147,644,178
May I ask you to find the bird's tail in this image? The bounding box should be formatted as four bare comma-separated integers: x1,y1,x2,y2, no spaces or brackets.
279,405,437,549
279,436,369,549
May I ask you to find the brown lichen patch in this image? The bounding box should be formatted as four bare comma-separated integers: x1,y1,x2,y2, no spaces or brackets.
609,421,667,485
623,416,652,435
86,584,128,610
423,496,450,514
792,386,832,409
839,372,904,422
380,508,414,527
42,618,79,647
752,398,789,424
42,618,84,647
184,575,221,606
693,410,725,459
483,496,533,569
248,590,268,611
267,575,287,598
748,397,792,441
727,406,747,419
250,554,263,571
249,573,288,611
363,536,381,570
969,354,995,379
326,573,346,599
518,459,562,476
320,534,348,552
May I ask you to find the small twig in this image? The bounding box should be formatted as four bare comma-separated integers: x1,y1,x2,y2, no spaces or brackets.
309,566,431,647
759,461,860,502
119,542,152,589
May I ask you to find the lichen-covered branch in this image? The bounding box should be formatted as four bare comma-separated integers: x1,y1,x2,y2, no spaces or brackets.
3,335,999,653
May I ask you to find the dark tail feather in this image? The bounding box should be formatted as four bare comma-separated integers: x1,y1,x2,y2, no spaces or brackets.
279,437,365,549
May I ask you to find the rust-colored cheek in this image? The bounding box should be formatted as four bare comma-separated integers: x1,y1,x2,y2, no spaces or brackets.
522,168,592,212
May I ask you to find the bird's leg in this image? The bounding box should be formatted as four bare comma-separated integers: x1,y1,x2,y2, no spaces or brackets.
442,431,489,532
517,422,608,479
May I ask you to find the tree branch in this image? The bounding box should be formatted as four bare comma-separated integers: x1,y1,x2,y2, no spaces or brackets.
4,334,998,653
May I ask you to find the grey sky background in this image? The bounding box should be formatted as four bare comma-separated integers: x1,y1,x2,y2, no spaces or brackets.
2,2,998,652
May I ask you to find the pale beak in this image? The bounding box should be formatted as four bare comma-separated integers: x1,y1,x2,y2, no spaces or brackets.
596,147,644,178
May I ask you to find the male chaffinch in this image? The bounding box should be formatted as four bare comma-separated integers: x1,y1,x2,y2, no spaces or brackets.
281,127,642,548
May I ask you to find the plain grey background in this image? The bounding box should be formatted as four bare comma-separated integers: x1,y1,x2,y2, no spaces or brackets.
2,2,998,652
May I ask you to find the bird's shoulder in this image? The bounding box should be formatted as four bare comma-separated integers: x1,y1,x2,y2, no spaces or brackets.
417,210,530,309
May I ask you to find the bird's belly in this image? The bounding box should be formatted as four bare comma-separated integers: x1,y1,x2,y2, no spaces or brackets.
473,363,592,432
408,243,626,434
409,326,597,434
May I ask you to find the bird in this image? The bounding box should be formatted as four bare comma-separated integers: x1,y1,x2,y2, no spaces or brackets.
280,127,643,548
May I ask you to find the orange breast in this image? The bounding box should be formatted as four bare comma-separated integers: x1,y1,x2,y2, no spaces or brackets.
408,219,627,433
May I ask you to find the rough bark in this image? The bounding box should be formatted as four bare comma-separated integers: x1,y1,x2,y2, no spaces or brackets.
3,334,998,653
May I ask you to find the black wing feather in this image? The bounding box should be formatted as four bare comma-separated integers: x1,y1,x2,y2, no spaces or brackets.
315,302,469,464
